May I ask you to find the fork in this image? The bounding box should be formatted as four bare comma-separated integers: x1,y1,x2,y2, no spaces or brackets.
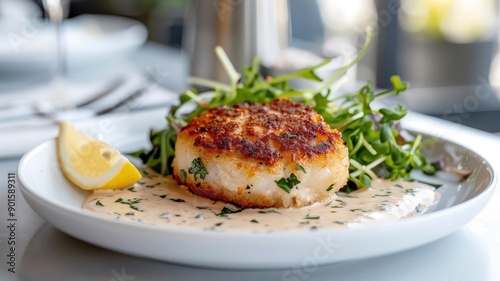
0,74,156,131
0,77,125,123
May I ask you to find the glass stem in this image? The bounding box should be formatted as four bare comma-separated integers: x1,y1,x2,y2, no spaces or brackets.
44,0,70,108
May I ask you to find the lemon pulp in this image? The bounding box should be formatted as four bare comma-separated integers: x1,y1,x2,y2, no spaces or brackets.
57,121,142,190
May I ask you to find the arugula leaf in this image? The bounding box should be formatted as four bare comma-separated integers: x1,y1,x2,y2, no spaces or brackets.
130,128,177,175
391,75,408,94
379,105,407,124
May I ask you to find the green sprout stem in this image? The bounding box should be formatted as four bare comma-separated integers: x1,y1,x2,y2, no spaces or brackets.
184,90,207,105
362,139,377,155
349,156,386,179
187,77,231,92
349,131,364,156
349,159,379,180
410,134,422,156
215,46,240,88
270,59,332,84
319,27,374,92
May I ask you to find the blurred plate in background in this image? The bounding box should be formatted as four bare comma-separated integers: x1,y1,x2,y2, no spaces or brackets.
0,14,148,73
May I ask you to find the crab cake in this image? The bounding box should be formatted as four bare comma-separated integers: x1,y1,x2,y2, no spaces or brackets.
172,99,349,208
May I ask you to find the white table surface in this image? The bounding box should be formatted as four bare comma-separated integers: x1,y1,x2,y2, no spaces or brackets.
1,42,500,281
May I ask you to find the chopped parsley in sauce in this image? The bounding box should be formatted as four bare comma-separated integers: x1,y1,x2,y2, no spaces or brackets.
84,173,439,232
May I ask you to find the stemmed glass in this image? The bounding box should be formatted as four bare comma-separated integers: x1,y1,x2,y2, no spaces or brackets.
41,0,71,110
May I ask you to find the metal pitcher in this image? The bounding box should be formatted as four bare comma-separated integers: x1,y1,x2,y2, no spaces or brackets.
183,0,289,85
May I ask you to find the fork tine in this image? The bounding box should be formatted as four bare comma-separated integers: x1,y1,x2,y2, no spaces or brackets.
75,77,126,108
95,85,150,116
95,73,157,116
0,76,125,123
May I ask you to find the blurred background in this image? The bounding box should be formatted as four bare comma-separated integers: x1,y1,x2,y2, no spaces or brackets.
1,0,500,133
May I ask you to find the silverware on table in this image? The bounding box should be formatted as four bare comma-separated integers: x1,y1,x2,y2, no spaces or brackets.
0,77,126,123
0,73,157,131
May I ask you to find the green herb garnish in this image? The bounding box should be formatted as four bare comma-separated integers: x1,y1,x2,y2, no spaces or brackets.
372,194,390,198
304,213,320,220
296,163,306,174
169,198,185,203
275,173,301,193
257,209,280,214
180,169,187,182
326,183,335,192
411,180,443,189
131,27,435,192
188,158,208,181
216,205,242,217
95,200,104,207
116,198,143,212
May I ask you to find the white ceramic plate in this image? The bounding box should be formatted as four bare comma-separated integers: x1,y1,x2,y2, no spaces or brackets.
18,127,496,269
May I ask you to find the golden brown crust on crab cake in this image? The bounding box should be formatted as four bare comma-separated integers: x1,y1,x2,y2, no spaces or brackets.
172,99,349,208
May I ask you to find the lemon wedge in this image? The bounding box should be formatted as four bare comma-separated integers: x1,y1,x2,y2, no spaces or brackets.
57,121,142,190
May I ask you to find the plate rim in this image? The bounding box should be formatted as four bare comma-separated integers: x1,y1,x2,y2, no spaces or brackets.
18,134,497,237
17,132,498,268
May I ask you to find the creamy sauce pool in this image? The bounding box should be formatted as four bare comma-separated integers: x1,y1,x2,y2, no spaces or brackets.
84,171,440,232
